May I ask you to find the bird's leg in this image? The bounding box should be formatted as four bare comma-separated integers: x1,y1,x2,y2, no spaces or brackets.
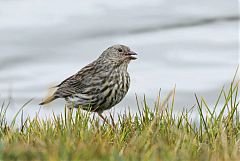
97,112,116,130
67,106,73,125
65,98,74,124
97,111,108,125
108,111,116,128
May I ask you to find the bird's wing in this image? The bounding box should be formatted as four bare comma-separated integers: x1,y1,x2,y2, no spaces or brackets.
54,60,100,98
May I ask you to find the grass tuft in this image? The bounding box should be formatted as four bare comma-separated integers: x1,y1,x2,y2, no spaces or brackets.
0,72,239,161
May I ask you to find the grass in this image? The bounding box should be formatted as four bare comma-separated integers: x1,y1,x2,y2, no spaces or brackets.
0,73,239,161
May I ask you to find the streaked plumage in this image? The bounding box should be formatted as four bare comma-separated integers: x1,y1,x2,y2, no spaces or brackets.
40,44,137,114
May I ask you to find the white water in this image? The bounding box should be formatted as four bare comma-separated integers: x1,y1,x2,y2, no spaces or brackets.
0,0,239,121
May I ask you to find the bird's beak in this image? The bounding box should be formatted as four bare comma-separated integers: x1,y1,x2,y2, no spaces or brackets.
126,51,137,60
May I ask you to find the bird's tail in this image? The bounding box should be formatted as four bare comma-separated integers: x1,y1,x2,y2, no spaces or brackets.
39,86,58,105
39,95,57,105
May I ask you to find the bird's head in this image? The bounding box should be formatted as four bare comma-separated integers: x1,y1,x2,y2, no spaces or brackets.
99,44,137,65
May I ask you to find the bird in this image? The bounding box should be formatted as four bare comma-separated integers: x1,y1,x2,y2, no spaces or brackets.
39,44,137,118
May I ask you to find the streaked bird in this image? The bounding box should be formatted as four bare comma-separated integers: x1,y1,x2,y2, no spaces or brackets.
40,44,137,117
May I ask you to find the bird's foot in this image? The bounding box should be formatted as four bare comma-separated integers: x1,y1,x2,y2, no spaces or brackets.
97,112,116,130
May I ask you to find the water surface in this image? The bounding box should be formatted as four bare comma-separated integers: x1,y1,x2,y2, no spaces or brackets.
0,0,239,121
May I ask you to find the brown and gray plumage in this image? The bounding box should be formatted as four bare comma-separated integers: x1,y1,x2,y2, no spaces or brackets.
39,44,137,114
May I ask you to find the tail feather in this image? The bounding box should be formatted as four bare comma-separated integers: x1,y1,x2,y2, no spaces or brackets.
39,95,57,105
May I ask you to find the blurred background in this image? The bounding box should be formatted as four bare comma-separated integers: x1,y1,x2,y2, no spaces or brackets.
0,0,239,121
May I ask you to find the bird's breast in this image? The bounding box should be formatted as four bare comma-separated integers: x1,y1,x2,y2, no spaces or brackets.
97,69,130,110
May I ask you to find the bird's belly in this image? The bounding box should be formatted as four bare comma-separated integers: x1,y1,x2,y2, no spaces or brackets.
97,72,130,111
98,85,126,110
66,94,97,110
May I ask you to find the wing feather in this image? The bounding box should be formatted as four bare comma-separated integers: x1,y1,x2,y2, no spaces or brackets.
54,61,99,97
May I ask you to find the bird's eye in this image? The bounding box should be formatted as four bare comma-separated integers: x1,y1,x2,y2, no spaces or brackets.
118,48,123,52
